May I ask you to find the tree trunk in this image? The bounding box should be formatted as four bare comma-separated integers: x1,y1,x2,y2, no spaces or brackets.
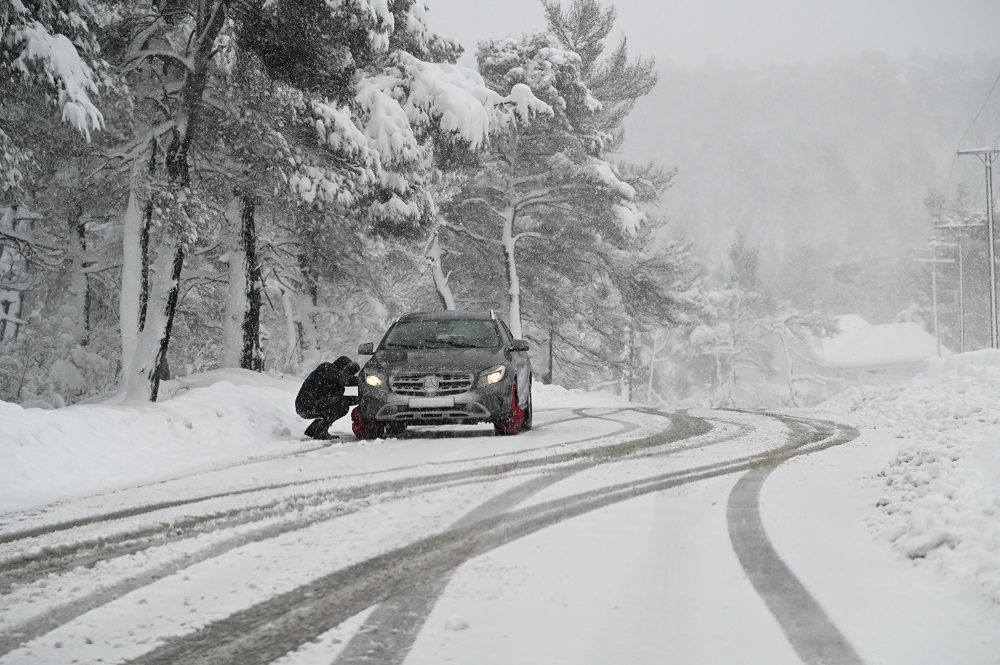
294,290,318,366
119,178,145,381
290,248,322,367
66,202,90,345
425,230,456,310
778,332,799,407
221,198,245,368
713,352,722,403
279,284,300,369
647,340,657,402
222,195,263,370
627,326,635,402
124,243,184,401
546,326,554,384
728,334,738,407
150,245,185,401
138,199,152,331
239,196,263,370
501,206,522,338
0,292,22,343
126,0,227,401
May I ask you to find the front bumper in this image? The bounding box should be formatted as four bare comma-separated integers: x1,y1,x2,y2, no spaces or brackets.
358,376,512,426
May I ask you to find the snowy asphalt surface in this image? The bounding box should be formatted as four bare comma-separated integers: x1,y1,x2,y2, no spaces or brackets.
0,407,864,664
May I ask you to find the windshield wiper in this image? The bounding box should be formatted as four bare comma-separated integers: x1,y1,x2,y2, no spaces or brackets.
414,339,447,348
425,339,481,348
390,339,484,349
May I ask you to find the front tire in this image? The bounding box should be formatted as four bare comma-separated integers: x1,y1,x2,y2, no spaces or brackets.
351,407,383,440
494,383,526,436
522,381,533,431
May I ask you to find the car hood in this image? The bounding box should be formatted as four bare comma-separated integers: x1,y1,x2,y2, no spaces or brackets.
368,347,505,374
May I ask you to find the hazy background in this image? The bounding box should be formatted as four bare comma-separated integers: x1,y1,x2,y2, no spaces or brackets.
430,0,1000,322
430,0,1000,67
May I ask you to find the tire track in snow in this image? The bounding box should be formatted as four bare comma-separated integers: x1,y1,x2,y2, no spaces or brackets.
330,471,580,665
123,414,854,665
326,411,792,665
0,410,706,656
727,417,865,665
0,439,340,536
327,407,741,665
0,470,546,657
0,409,639,587
0,409,621,547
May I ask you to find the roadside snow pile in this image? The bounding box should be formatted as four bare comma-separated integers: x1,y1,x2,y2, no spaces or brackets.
823,350,1000,603
0,372,632,511
0,369,306,511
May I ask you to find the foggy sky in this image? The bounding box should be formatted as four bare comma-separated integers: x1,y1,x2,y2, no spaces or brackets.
428,0,1000,321
428,0,1000,67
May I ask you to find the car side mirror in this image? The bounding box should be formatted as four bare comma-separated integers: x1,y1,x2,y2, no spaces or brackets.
511,339,530,352
358,342,374,355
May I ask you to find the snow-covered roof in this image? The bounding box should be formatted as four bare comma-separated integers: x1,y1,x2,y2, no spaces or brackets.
812,315,946,369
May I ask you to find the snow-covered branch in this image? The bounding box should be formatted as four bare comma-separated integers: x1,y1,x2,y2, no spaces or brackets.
457,197,504,220
513,231,543,243
0,226,62,252
123,49,195,74
7,14,105,140
445,222,499,245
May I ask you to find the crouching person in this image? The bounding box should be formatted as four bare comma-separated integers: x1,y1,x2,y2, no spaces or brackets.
295,356,361,439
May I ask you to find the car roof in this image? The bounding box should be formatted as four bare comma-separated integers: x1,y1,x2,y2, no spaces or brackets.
396,310,494,323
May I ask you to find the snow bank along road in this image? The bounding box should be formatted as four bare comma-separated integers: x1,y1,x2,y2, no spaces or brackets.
0,407,875,664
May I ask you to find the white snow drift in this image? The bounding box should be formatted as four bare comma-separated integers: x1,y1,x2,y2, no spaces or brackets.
823,350,1000,603
0,370,307,511
0,369,632,512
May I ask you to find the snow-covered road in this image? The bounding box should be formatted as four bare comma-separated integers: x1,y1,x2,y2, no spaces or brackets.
1,406,998,664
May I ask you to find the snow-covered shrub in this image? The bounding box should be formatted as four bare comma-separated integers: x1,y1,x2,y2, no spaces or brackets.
0,303,118,407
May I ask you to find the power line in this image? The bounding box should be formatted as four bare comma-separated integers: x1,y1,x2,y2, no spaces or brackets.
957,66,1000,149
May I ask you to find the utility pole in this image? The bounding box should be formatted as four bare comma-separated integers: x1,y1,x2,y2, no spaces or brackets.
956,147,1000,348
936,218,985,352
916,239,956,357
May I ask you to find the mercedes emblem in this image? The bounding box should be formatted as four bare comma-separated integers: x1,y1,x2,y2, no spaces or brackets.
423,375,440,394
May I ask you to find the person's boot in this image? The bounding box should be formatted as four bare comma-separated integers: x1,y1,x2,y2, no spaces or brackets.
304,418,333,440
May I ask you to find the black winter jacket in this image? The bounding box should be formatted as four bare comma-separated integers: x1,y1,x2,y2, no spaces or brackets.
295,361,359,418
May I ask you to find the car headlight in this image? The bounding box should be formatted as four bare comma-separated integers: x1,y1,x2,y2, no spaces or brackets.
483,365,506,385
365,373,384,388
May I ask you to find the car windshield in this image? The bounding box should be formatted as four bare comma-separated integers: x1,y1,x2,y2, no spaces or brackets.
382,319,501,349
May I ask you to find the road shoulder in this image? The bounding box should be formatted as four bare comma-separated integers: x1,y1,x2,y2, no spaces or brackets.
760,422,1000,665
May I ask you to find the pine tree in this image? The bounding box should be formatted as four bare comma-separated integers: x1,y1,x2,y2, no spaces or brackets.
95,0,551,400
438,33,644,338
1,0,107,195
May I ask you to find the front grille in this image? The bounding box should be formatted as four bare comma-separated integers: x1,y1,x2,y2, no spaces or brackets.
389,371,474,396
376,401,491,422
